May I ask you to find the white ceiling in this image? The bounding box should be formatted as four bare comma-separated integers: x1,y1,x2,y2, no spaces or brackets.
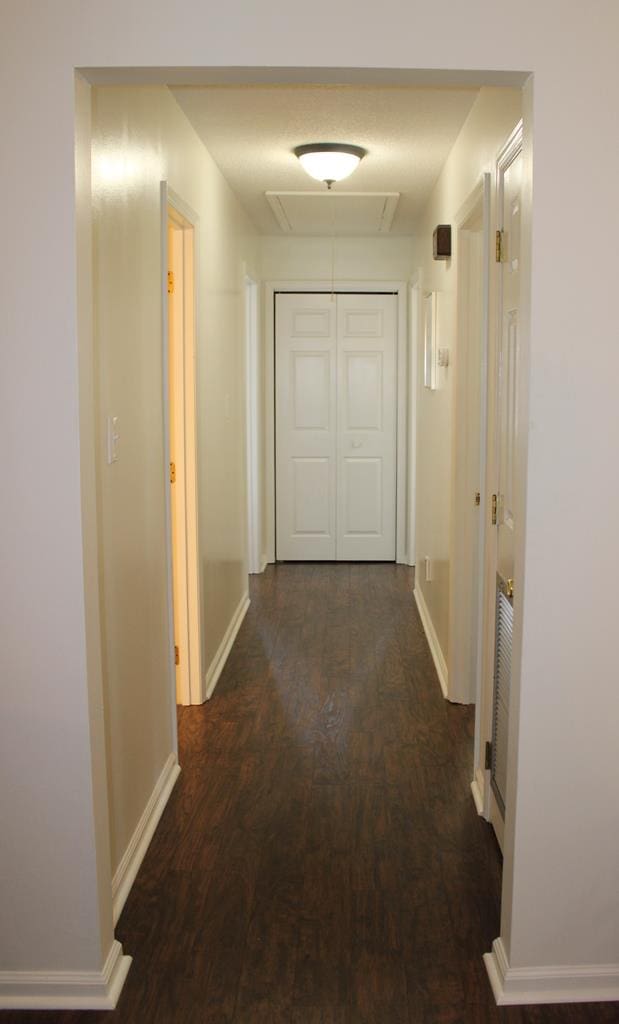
170,85,479,236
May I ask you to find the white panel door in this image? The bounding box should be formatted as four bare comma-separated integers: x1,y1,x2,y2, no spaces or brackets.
489,125,523,840
336,294,397,560
276,292,397,561
275,293,337,560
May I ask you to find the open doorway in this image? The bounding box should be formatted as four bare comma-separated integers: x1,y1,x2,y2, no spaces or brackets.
245,272,262,575
165,190,202,706
81,72,536,1018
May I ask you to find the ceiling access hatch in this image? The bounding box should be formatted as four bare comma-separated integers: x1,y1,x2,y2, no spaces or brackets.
265,191,400,235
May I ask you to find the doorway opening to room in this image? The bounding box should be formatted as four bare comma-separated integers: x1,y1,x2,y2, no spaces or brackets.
165,191,202,707
83,72,531,1014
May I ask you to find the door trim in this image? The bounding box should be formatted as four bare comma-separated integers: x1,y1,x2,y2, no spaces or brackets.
244,271,263,574
265,279,409,564
449,175,491,710
477,120,525,837
407,270,422,567
161,183,203,707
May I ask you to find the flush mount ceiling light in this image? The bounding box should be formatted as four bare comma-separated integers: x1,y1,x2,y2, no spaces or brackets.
294,143,367,189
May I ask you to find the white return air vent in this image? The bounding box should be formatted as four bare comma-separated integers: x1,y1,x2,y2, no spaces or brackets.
491,575,514,817
266,191,400,236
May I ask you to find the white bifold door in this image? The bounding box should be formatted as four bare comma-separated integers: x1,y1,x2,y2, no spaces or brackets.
276,292,397,561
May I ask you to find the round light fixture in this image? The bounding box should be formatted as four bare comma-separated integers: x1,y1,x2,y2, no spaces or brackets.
294,143,367,189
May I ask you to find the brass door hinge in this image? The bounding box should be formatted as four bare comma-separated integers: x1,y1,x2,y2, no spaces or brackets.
174,644,180,666
495,230,504,263
506,578,514,600
170,461,176,484
167,270,174,294
491,493,498,525
475,491,481,507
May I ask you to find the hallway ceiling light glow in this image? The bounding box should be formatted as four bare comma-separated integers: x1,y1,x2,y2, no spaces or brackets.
294,143,366,188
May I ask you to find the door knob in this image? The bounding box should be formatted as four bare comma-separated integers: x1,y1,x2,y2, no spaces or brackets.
352,440,362,448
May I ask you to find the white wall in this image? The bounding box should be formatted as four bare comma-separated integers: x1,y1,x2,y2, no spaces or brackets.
92,84,260,876
2,0,619,1007
261,234,414,282
412,88,522,665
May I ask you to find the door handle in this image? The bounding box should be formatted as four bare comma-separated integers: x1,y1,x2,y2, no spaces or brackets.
352,440,362,448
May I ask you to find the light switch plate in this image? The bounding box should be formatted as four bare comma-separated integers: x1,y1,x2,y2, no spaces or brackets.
107,416,119,464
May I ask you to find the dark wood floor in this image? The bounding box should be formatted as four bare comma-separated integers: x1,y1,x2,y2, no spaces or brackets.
3,564,617,1023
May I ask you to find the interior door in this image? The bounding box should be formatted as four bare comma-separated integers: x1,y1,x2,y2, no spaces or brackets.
489,124,523,836
336,293,397,560
275,292,397,561
275,293,337,560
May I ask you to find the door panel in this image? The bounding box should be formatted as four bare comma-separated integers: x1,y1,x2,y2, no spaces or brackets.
344,352,383,430
337,294,397,561
276,294,337,560
276,292,397,561
292,352,331,430
292,458,331,535
342,457,382,535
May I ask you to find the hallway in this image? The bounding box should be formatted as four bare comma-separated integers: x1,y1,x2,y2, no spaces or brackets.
3,565,616,1024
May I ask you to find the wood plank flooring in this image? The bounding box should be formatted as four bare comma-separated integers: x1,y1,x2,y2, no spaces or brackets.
2,564,617,1023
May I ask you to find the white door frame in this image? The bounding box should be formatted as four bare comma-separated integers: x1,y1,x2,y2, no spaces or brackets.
264,280,409,564
448,174,491,710
244,272,262,574
407,270,423,567
446,175,493,800
161,182,203,708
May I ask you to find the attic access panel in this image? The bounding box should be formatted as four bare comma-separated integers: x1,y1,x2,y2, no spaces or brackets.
266,191,400,235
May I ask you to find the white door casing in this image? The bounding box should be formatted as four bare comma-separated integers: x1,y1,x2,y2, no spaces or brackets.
275,292,397,561
486,123,523,847
163,186,203,709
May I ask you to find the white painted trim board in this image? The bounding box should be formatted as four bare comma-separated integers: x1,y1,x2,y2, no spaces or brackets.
112,751,180,925
0,940,131,1011
414,584,448,699
484,938,619,1005
204,591,250,700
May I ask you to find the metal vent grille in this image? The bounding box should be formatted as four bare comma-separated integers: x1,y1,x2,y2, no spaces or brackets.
491,576,513,816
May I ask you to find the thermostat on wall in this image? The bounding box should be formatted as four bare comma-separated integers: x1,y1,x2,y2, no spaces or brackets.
433,224,451,260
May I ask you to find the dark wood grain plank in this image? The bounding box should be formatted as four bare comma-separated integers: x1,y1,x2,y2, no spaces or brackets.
2,565,617,1024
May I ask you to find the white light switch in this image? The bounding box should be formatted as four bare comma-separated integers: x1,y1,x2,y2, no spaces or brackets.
107,416,120,464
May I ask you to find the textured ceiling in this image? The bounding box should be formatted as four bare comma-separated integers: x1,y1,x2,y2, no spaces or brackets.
170,85,479,236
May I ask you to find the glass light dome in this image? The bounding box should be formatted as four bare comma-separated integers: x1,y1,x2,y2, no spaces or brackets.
294,143,367,187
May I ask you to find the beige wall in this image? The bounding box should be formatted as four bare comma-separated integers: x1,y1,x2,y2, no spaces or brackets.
412,87,522,663
261,234,414,282
92,85,259,874
3,0,619,1003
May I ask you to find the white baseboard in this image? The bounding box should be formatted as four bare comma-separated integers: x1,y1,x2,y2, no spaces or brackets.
0,939,131,1010
471,777,484,815
204,591,250,700
414,585,448,698
259,554,268,573
484,938,619,1005
112,752,180,925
